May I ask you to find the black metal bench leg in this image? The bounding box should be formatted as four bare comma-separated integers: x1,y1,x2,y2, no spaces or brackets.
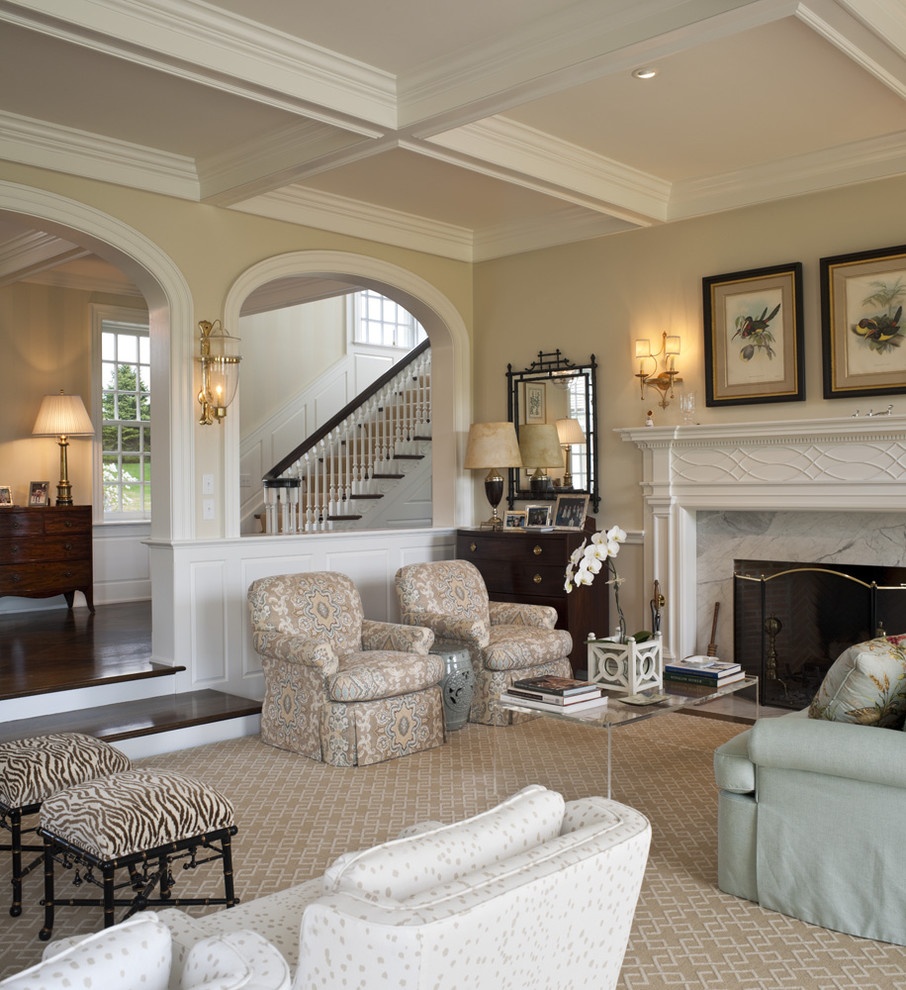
103,866,116,928
221,832,237,908
39,842,54,941
9,810,23,918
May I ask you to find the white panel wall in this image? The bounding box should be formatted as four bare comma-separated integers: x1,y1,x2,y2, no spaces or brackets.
149,527,456,702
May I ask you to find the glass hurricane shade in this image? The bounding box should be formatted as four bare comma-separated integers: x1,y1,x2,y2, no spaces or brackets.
32,391,94,506
463,422,522,527
198,320,241,424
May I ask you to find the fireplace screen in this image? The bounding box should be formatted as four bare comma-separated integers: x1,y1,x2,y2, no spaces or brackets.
734,560,906,710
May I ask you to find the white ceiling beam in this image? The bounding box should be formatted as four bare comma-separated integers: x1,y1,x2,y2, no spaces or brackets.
397,0,798,134
197,123,384,207
419,119,670,225
0,0,396,132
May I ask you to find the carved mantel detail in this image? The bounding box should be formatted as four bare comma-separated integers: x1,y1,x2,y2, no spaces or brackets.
619,417,906,661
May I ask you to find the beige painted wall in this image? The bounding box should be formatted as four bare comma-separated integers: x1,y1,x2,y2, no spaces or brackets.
238,297,347,434
475,174,906,532
0,161,474,535
0,280,146,505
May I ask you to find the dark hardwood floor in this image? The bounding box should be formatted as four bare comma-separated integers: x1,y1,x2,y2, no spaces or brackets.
0,601,167,699
0,601,260,744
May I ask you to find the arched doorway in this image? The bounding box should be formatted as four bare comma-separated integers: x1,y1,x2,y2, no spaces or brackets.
224,250,472,533
0,181,194,544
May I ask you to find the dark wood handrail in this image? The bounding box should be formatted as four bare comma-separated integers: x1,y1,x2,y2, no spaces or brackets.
265,338,431,480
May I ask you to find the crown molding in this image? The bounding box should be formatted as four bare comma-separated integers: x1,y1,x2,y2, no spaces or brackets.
231,186,475,262
423,117,669,224
197,121,379,206
671,129,906,218
472,207,638,262
0,0,397,130
0,110,199,199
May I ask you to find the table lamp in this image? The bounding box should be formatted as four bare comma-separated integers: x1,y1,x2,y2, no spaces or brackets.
555,417,585,488
518,423,566,496
32,390,95,506
463,422,522,530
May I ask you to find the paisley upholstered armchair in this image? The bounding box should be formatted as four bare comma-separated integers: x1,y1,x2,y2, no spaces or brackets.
394,560,572,725
248,572,446,766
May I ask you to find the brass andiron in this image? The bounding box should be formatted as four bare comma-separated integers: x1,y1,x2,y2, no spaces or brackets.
764,614,788,697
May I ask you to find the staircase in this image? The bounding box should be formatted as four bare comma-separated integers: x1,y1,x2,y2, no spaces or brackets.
263,341,431,533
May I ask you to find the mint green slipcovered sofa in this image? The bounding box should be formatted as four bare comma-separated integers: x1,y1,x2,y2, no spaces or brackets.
714,710,906,945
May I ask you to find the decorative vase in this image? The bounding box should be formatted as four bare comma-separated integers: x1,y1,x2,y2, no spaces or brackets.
586,631,663,694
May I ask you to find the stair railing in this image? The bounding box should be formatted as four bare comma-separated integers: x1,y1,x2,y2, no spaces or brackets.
265,340,431,532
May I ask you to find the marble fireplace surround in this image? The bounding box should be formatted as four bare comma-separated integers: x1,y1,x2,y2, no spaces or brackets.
619,417,906,663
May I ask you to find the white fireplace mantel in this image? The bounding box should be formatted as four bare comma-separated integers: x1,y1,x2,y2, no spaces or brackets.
618,416,906,660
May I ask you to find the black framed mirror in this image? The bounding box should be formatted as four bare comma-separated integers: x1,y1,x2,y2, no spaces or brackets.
506,350,599,513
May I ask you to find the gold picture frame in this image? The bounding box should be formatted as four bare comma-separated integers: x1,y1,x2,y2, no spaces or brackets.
503,510,526,530
820,243,906,399
703,262,804,406
553,494,589,530
524,504,552,528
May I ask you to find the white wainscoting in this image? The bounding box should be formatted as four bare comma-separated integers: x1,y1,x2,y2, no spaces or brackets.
148,527,457,702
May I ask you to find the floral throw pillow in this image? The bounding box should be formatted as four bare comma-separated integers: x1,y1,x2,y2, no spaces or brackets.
809,634,906,727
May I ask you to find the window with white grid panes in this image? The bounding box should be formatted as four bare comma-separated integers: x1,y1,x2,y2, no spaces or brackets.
99,317,151,519
567,376,588,491
354,290,427,348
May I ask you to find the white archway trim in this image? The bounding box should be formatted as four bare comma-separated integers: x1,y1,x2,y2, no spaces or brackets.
224,250,473,528
0,180,195,541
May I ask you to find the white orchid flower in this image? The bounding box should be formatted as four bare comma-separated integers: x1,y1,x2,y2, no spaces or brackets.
606,525,627,544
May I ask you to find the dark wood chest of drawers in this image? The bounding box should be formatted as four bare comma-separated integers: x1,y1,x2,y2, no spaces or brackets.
456,527,609,674
0,506,94,610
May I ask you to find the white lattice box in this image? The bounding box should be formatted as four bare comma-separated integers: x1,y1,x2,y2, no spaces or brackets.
587,634,663,694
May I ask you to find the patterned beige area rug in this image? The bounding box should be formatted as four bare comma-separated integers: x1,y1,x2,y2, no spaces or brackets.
1,714,901,988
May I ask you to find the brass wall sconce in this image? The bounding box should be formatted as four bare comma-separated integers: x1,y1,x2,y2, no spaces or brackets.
634,331,681,408
198,319,242,425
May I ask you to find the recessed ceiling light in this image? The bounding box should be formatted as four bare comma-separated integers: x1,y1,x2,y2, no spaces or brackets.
632,67,657,80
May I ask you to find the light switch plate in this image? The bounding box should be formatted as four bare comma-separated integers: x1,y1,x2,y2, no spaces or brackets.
202,498,215,520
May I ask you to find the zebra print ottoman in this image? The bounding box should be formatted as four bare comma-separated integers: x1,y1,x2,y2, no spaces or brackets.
0,732,130,918
38,768,239,939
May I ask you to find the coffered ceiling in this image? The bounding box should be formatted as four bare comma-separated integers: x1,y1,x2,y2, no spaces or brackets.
0,0,905,288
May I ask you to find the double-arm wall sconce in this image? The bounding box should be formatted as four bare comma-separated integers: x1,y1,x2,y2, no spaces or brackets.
32,390,95,506
198,319,242,426
634,331,681,408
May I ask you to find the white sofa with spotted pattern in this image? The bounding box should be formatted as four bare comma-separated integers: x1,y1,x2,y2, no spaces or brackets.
156,784,651,990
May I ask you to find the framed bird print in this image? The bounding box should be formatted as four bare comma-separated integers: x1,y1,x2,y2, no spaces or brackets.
820,243,906,399
703,262,804,406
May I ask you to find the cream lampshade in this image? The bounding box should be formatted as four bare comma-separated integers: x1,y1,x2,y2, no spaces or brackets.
555,418,586,488
518,423,565,496
32,390,95,506
463,422,522,530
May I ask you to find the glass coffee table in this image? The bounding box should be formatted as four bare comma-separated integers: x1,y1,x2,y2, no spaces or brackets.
497,676,758,798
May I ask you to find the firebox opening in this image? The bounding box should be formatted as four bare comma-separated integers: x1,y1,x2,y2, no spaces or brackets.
733,560,906,710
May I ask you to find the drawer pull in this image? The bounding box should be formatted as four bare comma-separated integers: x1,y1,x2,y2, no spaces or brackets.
533,573,542,584
533,545,543,556
469,542,477,553
64,520,75,528
64,542,73,551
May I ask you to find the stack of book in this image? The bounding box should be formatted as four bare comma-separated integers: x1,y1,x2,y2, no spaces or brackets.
663,656,744,687
499,675,608,713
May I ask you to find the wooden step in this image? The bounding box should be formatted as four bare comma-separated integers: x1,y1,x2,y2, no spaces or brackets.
0,690,261,745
